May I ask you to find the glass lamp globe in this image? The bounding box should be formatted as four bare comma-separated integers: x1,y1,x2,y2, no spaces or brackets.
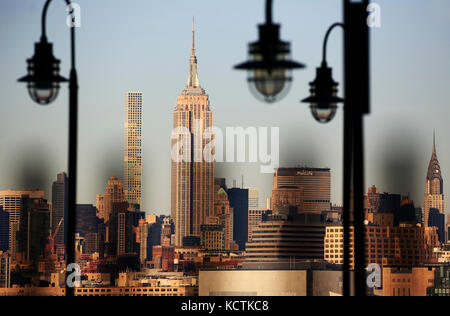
18,38,68,105
302,62,343,123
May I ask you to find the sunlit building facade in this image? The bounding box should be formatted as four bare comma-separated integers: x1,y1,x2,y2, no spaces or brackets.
124,91,143,209
171,21,214,246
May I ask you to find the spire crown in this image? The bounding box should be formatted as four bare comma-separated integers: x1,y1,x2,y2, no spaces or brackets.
183,18,204,95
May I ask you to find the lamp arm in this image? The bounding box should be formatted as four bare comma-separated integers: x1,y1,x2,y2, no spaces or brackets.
322,23,345,65
41,0,76,69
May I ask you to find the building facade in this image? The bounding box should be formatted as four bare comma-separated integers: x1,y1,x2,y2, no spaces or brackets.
324,225,441,268
171,21,214,246
0,208,8,252
248,188,259,210
245,218,325,262
0,254,10,288
424,135,445,227
273,168,331,213
101,175,126,223
124,91,143,209
51,172,68,245
382,267,435,296
0,190,45,259
248,208,272,241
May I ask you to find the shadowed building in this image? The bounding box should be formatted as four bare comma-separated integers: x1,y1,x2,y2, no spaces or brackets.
228,188,249,251
17,197,50,263
0,208,8,252
245,213,325,262
51,172,68,246
171,21,214,246
213,188,234,250
424,134,445,227
101,175,126,223
0,190,45,259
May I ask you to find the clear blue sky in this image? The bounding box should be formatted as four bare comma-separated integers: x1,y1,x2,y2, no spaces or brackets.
1,0,449,216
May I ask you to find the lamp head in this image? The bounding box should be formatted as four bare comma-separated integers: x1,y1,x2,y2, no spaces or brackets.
18,37,68,105
235,23,305,103
302,62,343,123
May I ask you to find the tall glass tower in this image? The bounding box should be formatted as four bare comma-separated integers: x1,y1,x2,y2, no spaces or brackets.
124,92,143,210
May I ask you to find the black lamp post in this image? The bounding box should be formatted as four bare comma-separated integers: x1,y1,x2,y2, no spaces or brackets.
234,0,305,103
18,0,78,297
235,0,370,296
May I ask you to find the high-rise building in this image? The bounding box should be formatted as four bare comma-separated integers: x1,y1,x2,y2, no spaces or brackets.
52,172,68,245
200,217,225,251
171,21,214,246
0,207,9,252
424,134,445,226
0,253,10,288
124,91,143,209
245,214,325,262
102,175,126,223
228,188,249,251
428,208,446,244
106,202,134,256
0,190,45,259
248,208,272,241
17,197,50,263
272,186,304,215
213,188,234,250
273,168,331,213
248,188,259,210
324,224,440,268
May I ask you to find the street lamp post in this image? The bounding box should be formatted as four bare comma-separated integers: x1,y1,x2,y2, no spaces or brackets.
18,0,78,297
236,0,370,296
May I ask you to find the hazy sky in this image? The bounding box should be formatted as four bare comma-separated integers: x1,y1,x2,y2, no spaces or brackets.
1,0,449,217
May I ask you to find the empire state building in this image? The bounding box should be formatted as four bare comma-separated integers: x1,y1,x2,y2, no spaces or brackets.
424,134,445,226
171,20,214,246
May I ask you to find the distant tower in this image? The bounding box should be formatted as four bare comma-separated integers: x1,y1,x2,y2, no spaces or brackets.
52,172,68,245
424,133,445,226
171,19,214,246
103,175,126,223
124,92,143,210
248,188,259,210
0,190,45,259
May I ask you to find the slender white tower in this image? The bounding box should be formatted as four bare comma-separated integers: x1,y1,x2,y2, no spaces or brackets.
124,91,143,209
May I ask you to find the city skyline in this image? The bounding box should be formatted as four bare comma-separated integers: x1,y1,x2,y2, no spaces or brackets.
1,1,450,216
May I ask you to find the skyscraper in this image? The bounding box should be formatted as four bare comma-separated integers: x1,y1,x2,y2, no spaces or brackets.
424,134,445,226
124,91,143,210
105,176,126,223
228,188,249,251
248,188,259,210
273,168,331,213
0,207,9,252
171,20,214,246
0,190,44,259
52,172,68,245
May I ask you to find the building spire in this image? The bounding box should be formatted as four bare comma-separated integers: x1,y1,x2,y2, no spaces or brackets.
184,17,203,94
192,17,195,56
433,130,436,155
